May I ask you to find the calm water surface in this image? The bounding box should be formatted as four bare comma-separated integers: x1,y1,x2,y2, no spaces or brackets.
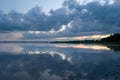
0,43,120,80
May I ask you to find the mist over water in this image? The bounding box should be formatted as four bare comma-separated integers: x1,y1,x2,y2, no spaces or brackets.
0,43,120,80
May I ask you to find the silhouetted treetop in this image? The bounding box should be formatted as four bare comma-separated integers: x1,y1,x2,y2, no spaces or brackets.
100,33,120,42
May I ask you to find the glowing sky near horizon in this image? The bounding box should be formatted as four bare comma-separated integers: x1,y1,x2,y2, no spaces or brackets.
0,32,110,41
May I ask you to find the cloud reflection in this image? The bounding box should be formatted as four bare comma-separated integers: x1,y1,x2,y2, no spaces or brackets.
0,43,112,55
0,43,24,53
0,43,120,80
0,48,120,80
54,44,110,50
28,50,67,61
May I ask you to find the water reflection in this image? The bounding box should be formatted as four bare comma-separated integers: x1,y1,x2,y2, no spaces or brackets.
54,44,110,50
107,45,120,52
0,43,120,54
28,51,67,61
0,43,120,80
0,44,24,53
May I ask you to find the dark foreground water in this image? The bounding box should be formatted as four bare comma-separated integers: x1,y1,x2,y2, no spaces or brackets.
0,43,120,80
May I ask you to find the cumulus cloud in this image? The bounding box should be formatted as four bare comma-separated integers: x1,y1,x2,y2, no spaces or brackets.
0,0,120,38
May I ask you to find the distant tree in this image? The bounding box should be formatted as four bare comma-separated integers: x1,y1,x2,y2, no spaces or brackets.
100,33,120,42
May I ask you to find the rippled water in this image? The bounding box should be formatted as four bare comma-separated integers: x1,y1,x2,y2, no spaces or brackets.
0,43,120,80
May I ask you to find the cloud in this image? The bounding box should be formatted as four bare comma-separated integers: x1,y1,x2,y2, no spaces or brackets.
0,0,120,38
0,32,24,41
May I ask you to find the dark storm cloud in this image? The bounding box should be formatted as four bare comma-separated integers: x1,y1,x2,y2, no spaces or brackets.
0,0,120,37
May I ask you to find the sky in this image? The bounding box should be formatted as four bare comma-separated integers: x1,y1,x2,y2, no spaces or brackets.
0,0,120,41
0,0,64,13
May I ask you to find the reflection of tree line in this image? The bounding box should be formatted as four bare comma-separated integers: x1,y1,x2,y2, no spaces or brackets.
106,45,120,51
